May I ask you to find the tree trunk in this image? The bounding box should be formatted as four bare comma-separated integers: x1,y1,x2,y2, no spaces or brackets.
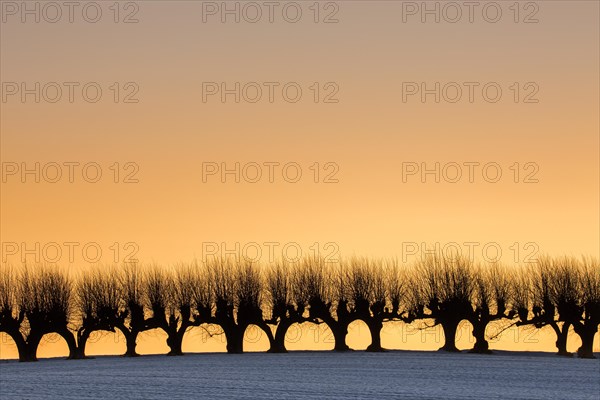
366,319,384,352
76,330,89,359
74,328,94,359
123,330,140,357
269,319,293,353
255,321,275,352
166,327,187,356
439,319,460,352
574,324,597,359
553,322,572,357
3,329,28,362
470,321,490,354
331,323,349,351
24,331,43,362
55,328,78,360
225,326,244,354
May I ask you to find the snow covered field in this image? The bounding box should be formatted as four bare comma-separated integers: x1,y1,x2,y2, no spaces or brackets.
1,351,599,399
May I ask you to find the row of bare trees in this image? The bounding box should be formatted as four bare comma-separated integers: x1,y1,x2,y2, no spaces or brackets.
0,254,598,362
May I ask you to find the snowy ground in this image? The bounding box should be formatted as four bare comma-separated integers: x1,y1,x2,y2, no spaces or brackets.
1,350,599,399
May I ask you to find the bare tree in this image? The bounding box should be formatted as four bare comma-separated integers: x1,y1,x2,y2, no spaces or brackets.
387,260,407,321
75,266,126,358
143,265,178,354
210,257,239,353
237,260,273,348
535,256,600,358
519,257,572,356
264,260,306,352
572,258,600,358
3,254,596,361
0,265,27,361
160,263,201,355
189,259,214,326
208,258,273,353
411,253,474,352
547,257,583,356
116,262,151,357
467,263,515,353
346,258,404,352
18,265,77,361
512,267,531,323
299,257,351,351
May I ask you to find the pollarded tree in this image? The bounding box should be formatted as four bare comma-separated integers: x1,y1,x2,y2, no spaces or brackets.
18,265,77,361
189,260,214,329
75,266,127,358
302,257,350,351
161,263,200,356
512,267,531,325
235,260,274,350
209,258,273,353
387,260,407,321
547,257,582,357
116,262,151,357
0,265,27,361
265,260,307,353
123,264,201,356
468,263,515,354
546,256,600,358
330,260,352,351
411,253,475,352
572,258,600,358
346,258,405,352
526,257,572,356
143,265,179,355
346,257,379,351
210,258,240,353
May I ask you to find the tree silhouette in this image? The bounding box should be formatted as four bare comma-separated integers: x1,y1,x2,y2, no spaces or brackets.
0,254,597,361
143,265,180,355
75,266,126,358
516,258,572,356
346,258,408,351
18,266,77,361
467,263,515,354
188,259,215,344
206,258,273,353
570,258,600,358
116,262,151,357
300,257,351,351
0,265,27,361
410,253,474,352
546,257,582,357
162,264,200,355
265,260,306,353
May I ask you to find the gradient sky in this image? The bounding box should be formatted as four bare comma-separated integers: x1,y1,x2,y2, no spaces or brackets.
1,1,598,358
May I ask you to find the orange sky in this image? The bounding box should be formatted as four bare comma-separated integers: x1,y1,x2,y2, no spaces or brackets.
1,1,598,358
